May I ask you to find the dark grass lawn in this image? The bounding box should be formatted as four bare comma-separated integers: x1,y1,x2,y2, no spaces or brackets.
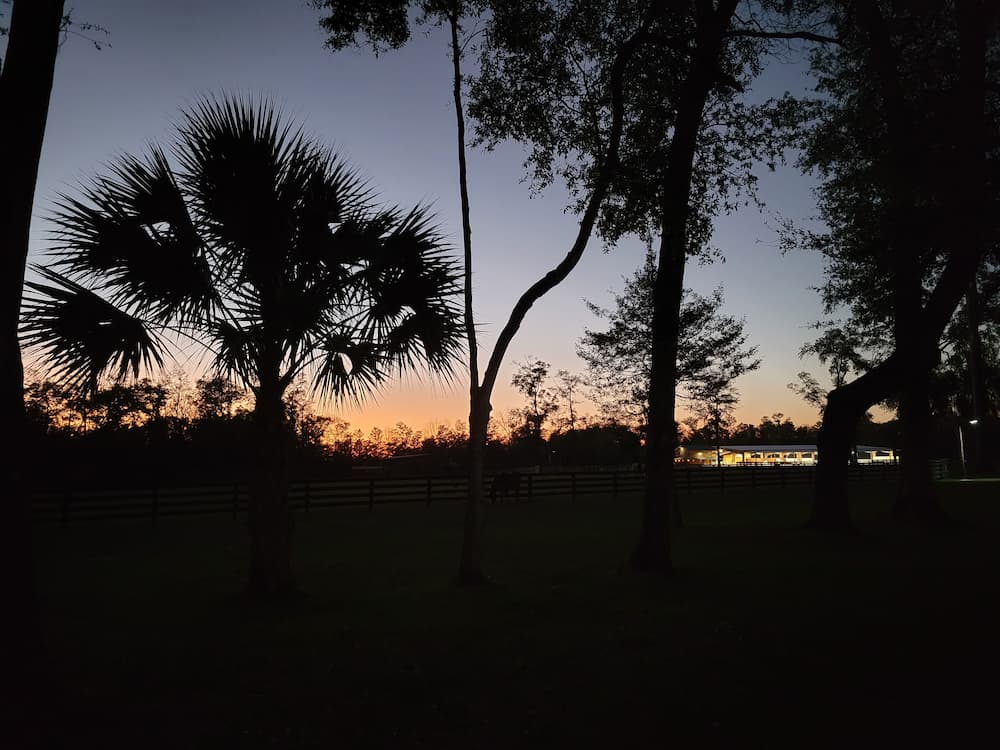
28,481,1000,748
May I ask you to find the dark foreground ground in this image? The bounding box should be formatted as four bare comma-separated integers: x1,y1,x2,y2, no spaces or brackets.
23,481,1000,748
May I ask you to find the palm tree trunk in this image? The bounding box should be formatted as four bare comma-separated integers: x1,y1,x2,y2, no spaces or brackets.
248,380,294,597
0,0,65,719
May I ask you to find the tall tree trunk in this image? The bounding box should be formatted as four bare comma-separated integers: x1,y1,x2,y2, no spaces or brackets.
887,231,949,520
631,0,739,573
458,394,490,585
892,362,949,523
455,9,652,583
891,0,988,520
812,382,868,532
248,379,294,597
447,9,491,586
890,230,949,522
0,0,65,724
864,0,948,523
633,230,685,571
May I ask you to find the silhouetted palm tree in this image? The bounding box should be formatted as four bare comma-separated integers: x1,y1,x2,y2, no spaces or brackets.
21,95,464,596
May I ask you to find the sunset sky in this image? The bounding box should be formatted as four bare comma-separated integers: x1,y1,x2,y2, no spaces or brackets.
23,0,858,434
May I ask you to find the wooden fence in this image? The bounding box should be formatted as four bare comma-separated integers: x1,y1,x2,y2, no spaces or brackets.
33,463,902,524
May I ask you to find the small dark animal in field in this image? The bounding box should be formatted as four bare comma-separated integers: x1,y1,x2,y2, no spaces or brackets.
489,472,522,504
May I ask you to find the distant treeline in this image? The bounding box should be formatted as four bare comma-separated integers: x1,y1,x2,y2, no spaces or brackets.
22,374,642,485
24,374,915,488
23,375,338,489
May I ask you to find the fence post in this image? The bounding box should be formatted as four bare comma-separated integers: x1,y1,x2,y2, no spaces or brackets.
527,474,534,502
151,483,159,527
232,483,239,520
426,477,433,508
780,466,786,488
719,466,725,493
571,473,577,502
751,465,757,490
304,480,311,516
368,478,375,512
687,469,692,493
612,471,618,499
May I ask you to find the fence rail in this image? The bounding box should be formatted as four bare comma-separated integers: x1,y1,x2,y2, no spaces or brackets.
33,464,902,524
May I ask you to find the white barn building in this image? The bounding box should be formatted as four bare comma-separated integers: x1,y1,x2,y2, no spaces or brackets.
675,444,898,467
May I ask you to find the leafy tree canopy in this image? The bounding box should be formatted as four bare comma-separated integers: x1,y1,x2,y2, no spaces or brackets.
578,244,760,429
470,0,810,255
311,1,485,55
788,1,1000,359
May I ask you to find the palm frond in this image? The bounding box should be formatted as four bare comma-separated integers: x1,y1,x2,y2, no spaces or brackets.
206,319,258,390
21,267,165,395
48,146,216,326
312,333,386,407
176,94,323,287
352,204,464,375
290,154,375,271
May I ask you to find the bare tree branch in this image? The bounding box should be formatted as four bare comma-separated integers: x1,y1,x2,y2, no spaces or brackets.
728,29,840,45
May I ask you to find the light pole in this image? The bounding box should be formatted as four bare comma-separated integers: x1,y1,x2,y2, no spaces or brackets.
959,423,967,477
958,418,980,478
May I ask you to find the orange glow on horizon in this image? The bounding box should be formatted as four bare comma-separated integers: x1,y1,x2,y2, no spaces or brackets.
323,381,891,436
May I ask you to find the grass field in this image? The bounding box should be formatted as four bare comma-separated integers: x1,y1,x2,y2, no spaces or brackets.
30,482,1000,748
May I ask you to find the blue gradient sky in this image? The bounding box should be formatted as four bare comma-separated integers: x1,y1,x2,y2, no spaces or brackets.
21,0,851,433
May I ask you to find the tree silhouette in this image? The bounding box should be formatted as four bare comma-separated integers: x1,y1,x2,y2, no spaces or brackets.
788,324,872,415
315,0,654,584
0,0,66,712
510,357,559,440
194,375,247,421
313,0,499,583
553,369,585,431
792,1,997,529
21,95,463,596
472,0,835,573
579,245,759,435
936,259,1000,474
